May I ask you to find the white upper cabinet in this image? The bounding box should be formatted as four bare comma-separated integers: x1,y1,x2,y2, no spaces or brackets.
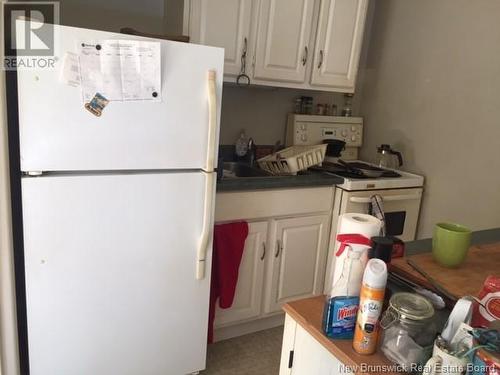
184,0,369,91
187,0,253,77
252,0,316,83
310,0,368,90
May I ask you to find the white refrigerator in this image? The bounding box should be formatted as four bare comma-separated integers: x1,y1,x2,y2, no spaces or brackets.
16,24,223,375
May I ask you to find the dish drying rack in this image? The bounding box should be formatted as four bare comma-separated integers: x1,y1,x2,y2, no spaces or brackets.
257,144,327,175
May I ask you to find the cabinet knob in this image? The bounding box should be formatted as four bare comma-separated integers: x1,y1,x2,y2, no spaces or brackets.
318,50,324,69
260,242,266,261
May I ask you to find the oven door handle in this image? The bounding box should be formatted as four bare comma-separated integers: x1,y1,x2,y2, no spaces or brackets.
349,194,421,203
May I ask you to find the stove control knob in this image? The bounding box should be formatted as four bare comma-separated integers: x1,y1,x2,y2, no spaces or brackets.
301,134,308,142
341,129,348,137
300,124,307,130
351,135,357,142
351,126,357,132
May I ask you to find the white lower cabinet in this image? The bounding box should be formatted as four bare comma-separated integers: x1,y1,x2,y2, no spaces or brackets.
215,221,268,326
213,187,333,335
264,214,330,313
280,315,348,375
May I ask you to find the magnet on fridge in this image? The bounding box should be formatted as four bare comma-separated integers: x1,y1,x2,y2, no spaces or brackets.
85,93,109,117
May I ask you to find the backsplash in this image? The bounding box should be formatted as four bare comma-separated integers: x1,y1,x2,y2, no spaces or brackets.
219,84,351,146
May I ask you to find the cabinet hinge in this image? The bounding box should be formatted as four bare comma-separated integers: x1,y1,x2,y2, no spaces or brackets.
288,350,294,369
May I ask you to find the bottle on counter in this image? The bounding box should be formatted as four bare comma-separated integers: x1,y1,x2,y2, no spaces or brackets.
352,258,388,355
322,234,371,339
235,131,248,157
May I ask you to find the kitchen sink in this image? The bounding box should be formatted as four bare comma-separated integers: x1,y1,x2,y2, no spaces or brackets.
222,162,271,178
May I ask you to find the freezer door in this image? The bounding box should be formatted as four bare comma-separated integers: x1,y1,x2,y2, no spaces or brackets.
17,24,223,172
21,172,215,375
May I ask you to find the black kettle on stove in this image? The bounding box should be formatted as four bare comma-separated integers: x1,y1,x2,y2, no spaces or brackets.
377,144,403,169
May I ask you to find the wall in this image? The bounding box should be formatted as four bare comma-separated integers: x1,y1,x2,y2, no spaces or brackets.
59,0,166,33
219,85,345,145
357,0,500,238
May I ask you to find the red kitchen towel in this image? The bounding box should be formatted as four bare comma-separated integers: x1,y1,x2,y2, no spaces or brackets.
208,221,249,343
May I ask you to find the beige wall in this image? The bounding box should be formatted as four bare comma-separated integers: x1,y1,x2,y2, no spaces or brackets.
219,85,345,145
59,0,166,33
357,0,500,238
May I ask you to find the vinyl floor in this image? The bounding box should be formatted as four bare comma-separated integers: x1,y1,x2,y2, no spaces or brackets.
201,326,284,375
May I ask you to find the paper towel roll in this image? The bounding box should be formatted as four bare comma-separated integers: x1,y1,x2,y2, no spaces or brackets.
338,213,383,238
331,213,382,286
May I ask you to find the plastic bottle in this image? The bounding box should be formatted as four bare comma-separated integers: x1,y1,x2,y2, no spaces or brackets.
322,245,365,339
235,131,248,157
352,259,388,355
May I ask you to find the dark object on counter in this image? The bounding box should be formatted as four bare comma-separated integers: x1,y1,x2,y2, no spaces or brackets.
369,236,394,263
323,139,346,157
406,259,457,302
390,236,405,258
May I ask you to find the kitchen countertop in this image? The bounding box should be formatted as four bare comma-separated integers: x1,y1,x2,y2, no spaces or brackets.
283,296,401,375
216,171,343,192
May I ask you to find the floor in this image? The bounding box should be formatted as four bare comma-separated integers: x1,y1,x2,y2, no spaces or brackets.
201,326,284,375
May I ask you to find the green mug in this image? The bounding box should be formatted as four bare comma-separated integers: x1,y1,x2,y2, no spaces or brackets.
432,223,471,267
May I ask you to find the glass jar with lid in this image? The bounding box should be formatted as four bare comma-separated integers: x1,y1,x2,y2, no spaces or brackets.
380,292,436,371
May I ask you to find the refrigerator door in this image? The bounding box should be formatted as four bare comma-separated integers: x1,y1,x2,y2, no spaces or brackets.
17,24,223,173
22,171,215,375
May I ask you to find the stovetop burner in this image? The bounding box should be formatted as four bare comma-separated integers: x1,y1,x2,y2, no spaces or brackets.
311,161,401,179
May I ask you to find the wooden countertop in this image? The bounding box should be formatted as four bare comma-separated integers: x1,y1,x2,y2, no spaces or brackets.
283,296,401,375
390,242,500,299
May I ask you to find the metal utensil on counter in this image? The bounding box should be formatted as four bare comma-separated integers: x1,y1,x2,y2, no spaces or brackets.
406,259,457,301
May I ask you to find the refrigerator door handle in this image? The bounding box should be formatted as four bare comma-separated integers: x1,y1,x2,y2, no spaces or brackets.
196,172,215,280
205,70,217,173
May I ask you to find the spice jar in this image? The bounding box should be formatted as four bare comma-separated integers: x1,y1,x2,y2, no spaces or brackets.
380,292,436,371
316,104,325,115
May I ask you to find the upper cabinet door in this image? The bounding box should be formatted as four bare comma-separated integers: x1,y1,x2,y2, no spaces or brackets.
188,0,253,77
310,0,368,91
253,0,316,83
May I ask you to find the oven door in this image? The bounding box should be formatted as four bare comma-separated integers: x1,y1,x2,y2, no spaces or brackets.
339,187,423,241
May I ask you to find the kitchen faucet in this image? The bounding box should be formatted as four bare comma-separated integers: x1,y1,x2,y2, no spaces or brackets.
247,137,257,167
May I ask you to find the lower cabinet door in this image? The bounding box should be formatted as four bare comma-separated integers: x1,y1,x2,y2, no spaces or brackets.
264,215,330,314
292,324,348,374
215,221,268,326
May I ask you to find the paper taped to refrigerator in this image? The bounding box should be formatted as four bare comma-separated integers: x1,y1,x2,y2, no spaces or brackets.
59,52,81,87
78,40,161,102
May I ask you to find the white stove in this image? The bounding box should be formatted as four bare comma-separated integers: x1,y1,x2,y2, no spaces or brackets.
321,157,424,191
286,114,424,191
286,114,425,293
